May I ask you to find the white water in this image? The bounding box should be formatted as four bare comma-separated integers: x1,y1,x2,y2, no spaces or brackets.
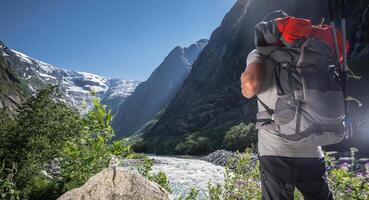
123,156,225,200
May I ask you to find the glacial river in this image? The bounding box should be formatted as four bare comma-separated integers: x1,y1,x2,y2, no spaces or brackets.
122,156,225,200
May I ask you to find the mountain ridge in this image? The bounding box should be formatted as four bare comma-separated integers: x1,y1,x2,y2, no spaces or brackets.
0,41,140,114
112,39,208,137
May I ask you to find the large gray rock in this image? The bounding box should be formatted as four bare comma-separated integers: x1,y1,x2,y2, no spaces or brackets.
202,150,236,166
57,168,169,200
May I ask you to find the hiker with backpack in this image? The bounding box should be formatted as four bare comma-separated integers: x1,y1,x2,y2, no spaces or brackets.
240,9,350,200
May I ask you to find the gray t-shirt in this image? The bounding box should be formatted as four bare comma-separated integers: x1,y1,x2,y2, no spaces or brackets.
247,49,323,158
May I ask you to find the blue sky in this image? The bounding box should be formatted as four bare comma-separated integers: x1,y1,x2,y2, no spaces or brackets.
0,0,236,80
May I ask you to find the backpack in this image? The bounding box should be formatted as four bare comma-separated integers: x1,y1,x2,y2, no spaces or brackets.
253,13,349,146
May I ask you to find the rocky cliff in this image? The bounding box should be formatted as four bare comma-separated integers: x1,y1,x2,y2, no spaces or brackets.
139,0,369,155
0,42,24,113
112,39,208,137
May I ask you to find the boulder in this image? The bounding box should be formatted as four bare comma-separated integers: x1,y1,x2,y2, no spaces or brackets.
202,150,236,166
57,167,170,200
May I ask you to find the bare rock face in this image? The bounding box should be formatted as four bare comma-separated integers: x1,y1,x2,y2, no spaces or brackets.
0,43,24,113
57,168,170,200
112,39,208,137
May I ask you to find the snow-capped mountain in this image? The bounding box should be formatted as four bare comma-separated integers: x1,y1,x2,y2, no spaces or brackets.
0,41,140,113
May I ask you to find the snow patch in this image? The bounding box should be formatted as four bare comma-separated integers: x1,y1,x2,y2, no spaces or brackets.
10,49,34,65
6,46,140,113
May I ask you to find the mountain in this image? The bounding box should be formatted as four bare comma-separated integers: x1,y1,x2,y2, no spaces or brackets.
0,43,24,113
0,42,140,113
138,0,369,155
112,39,208,137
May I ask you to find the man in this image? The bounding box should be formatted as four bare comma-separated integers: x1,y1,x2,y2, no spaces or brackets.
240,49,333,200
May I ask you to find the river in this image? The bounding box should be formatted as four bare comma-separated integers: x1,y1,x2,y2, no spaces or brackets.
122,156,225,200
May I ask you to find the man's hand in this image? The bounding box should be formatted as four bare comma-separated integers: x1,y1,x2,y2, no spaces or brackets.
240,62,265,98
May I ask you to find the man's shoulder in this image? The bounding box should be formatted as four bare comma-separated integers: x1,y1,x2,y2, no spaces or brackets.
247,49,265,66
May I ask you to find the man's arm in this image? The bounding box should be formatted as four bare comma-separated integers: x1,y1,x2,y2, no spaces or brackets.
240,62,265,98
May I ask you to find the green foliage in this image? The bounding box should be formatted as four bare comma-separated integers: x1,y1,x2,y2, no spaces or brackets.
60,97,130,191
151,171,172,193
206,148,368,200
111,139,133,157
136,158,172,193
326,148,369,200
223,123,257,151
136,134,186,155
0,85,83,199
176,188,199,200
175,132,212,155
0,162,20,200
207,183,222,200
137,158,153,178
139,127,228,155
0,86,135,199
207,149,261,200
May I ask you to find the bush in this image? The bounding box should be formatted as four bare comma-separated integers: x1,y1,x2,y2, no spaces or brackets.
0,85,84,199
136,158,172,193
176,188,199,200
326,148,369,199
0,162,20,200
206,148,369,200
0,86,135,199
223,123,257,151
207,149,262,200
175,132,212,155
60,97,134,191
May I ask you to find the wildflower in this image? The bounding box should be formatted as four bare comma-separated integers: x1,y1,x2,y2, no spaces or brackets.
340,162,349,170
356,172,364,178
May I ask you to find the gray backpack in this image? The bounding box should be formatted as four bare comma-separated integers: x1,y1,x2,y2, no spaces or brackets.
254,16,346,146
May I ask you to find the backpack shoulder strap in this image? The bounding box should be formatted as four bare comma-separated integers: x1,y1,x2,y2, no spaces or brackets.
256,96,274,115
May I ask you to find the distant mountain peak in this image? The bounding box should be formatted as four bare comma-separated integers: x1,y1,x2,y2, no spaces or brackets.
195,39,209,45
112,39,208,137
0,41,141,114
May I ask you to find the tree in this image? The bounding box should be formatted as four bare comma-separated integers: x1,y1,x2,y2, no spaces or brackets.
0,85,84,199
60,97,131,190
223,123,257,151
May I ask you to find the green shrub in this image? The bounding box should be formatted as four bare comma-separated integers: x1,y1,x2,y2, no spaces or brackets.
206,148,368,200
0,86,135,199
175,132,212,155
176,188,199,200
326,148,369,200
207,149,262,200
223,123,257,151
60,97,131,191
136,158,172,193
0,85,84,199
0,162,20,200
